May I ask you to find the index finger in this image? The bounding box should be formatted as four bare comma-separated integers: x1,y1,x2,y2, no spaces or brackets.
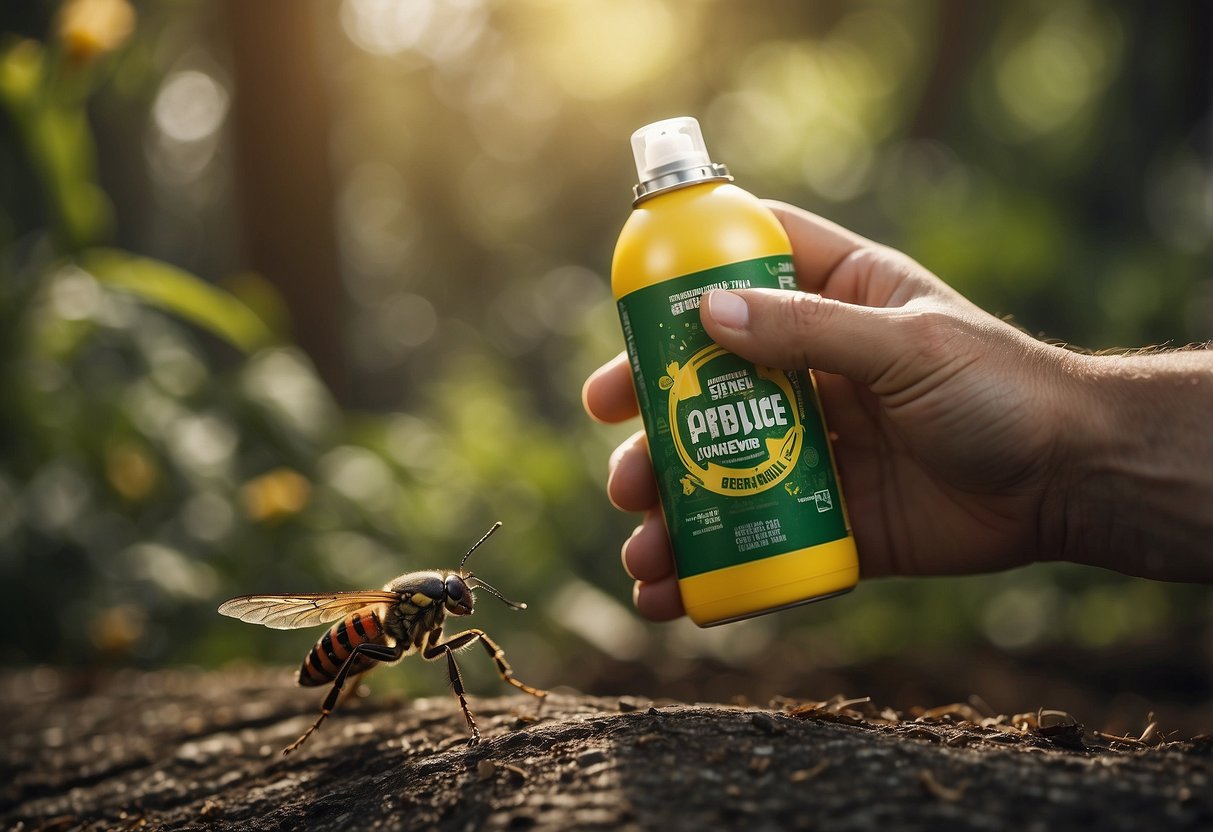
763,201,873,295
582,351,639,424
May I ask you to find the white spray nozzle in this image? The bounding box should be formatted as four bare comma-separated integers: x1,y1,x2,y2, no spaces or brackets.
630,116,713,185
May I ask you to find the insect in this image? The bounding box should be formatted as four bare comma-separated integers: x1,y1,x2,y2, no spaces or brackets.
217,522,546,754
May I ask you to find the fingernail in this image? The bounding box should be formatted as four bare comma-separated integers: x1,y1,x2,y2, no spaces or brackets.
705,290,749,329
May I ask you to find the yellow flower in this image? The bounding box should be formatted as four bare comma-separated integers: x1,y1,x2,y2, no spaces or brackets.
57,0,135,65
242,467,312,523
105,439,159,501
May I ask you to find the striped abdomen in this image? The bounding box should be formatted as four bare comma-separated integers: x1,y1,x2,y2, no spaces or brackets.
297,608,388,687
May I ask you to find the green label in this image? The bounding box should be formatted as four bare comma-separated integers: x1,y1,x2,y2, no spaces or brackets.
618,255,848,578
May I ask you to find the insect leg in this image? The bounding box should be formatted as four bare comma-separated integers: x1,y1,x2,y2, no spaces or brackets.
336,663,377,708
445,647,480,746
284,641,402,756
431,629,547,699
422,629,546,745
412,637,482,745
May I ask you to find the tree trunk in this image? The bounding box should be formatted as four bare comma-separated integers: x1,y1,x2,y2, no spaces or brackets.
223,0,347,399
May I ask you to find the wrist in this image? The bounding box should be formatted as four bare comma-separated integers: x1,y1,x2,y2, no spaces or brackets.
1042,348,1213,581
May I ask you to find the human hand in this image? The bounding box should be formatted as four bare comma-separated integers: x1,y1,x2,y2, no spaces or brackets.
585,201,1088,620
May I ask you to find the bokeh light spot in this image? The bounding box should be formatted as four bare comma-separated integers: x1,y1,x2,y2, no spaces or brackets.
525,0,682,101
153,69,229,144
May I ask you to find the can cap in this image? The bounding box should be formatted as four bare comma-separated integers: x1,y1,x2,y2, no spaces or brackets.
630,116,731,202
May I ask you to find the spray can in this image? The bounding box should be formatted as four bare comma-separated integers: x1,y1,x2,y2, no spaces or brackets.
612,116,859,626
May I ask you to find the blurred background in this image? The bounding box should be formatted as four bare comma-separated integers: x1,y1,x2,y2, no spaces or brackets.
1,0,1210,736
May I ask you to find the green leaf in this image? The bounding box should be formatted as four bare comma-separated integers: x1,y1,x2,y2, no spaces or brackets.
79,248,277,352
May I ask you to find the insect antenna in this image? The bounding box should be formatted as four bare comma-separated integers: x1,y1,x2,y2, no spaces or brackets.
458,522,527,609
459,521,503,571
467,577,527,611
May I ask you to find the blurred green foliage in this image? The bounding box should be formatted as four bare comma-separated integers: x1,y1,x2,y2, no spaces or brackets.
0,0,1209,708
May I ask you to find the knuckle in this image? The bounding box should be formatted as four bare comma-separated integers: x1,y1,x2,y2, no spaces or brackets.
902,307,969,363
851,244,939,304
883,246,925,274
779,291,836,332
843,246,886,279
773,292,839,369
869,243,926,279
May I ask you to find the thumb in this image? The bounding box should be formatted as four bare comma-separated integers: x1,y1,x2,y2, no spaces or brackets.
700,288,901,385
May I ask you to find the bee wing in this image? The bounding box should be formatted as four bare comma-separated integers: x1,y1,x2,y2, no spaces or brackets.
217,591,399,630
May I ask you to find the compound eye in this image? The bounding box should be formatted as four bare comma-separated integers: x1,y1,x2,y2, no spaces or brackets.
445,576,464,601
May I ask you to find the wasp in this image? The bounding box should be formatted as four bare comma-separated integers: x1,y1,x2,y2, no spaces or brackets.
217,522,546,754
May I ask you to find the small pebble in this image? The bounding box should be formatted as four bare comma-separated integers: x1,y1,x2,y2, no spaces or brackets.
618,696,647,713
751,712,784,734
904,727,942,744
502,763,528,784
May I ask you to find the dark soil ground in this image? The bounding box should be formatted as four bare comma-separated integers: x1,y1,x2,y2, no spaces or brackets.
2,668,1210,831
